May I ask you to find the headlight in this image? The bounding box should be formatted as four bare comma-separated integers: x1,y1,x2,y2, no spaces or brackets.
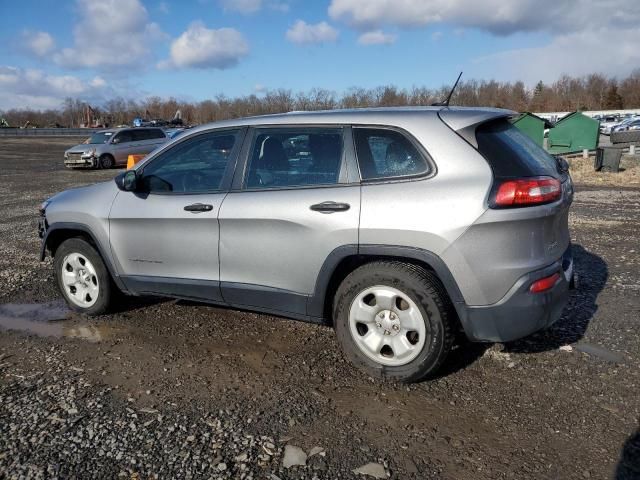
82,148,97,158
39,199,52,216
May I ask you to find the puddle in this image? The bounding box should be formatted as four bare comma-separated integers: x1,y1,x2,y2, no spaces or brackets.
0,301,111,342
575,343,625,363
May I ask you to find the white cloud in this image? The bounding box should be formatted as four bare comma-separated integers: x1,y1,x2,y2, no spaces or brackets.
22,31,56,57
52,0,166,70
329,0,640,83
357,30,396,45
328,0,640,35
286,20,339,45
0,66,108,110
219,0,289,13
89,76,107,88
220,0,262,14
472,27,640,85
158,22,249,70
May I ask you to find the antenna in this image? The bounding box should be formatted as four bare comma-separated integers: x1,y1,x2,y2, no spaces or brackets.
432,71,463,107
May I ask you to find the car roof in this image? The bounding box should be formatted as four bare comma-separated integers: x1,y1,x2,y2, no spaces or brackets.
185,106,514,135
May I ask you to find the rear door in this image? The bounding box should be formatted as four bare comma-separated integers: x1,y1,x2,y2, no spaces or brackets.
218,125,360,317
109,128,245,301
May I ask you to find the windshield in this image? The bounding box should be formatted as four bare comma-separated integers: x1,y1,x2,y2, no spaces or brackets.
87,132,113,144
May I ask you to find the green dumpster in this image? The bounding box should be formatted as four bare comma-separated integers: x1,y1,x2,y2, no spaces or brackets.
547,111,599,154
511,112,553,148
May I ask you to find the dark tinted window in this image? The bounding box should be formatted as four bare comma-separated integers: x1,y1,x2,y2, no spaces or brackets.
140,130,239,193
132,129,165,141
476,120,560,179
246,128,342,188
148,128,166,139
353,128,429,180
113,130,133,144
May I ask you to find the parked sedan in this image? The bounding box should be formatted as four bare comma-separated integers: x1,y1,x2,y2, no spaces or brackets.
599,115,621,135
612,117,640,133
64,127,168,169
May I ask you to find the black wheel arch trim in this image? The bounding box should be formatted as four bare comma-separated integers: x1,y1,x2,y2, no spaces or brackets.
308,244,468,325
40,222,128,292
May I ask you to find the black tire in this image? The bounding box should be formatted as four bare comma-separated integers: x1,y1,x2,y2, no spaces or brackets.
333,261,455,383
54,238,114,316
99,154,115,169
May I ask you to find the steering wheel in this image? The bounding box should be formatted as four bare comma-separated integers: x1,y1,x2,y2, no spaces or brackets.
180,171,207,192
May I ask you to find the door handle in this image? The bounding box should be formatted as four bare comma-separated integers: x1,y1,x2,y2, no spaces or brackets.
184,203,213,213
310,201,351,213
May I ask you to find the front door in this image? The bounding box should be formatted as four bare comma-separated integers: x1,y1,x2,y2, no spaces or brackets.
218,126,360,317
109,128,245,301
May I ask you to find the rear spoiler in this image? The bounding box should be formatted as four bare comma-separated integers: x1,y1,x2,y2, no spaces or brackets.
438,108,514,148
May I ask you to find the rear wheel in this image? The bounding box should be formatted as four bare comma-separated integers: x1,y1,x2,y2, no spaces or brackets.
333,261,454,383
54,238,114,315
99,154,115,169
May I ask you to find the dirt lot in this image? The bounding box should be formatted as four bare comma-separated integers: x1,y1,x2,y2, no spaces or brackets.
0,137,639,479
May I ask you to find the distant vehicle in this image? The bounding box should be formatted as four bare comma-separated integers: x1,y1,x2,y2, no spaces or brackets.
599,115,621,135
611,117,640,133
63,127,167,169
41,107,574,382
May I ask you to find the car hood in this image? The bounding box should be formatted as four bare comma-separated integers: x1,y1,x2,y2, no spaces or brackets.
65,143,104,153
46,180,120,225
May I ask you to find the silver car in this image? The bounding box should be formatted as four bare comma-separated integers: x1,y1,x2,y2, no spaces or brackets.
63,127,167,169
40,107,574,382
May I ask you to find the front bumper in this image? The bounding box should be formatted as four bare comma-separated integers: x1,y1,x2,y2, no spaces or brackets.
64,155,96,168
461,246,573,343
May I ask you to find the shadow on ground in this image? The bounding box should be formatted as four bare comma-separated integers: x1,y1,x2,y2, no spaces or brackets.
505,244,607,353
615,424,640,480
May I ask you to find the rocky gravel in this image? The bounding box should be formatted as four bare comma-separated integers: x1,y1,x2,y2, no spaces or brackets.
0,137,639,479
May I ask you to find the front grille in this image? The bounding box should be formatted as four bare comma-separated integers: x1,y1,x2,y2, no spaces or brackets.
66,152,85,162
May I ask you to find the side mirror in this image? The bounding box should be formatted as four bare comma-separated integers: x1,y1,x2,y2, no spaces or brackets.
111,137,120,144
115,170,138,191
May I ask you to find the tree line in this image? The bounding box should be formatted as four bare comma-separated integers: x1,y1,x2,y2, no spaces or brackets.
2,70,640,128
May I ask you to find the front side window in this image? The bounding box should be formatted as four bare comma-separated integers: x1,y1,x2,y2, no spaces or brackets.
113,130,133,144
353,128,429,180
139,130,239,193
245,128,343,189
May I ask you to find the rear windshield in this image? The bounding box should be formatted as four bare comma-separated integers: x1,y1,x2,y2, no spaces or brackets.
476,120,560,179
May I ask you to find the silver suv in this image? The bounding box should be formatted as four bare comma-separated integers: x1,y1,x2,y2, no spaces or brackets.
64,127,167,169
40,107,574,382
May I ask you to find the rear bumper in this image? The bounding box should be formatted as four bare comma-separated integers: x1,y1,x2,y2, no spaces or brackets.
460,246,573,343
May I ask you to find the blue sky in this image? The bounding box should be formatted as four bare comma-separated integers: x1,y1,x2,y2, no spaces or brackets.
1,0,638,110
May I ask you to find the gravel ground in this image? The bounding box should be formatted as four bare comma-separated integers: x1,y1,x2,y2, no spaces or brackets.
0,137,639,479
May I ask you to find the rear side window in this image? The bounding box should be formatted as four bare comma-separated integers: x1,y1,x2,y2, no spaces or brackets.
245,128,343,189
353,128,429,181
476,120,560,179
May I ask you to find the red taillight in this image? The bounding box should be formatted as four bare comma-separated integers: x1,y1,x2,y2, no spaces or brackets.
492,177,561,208
530,273,561,293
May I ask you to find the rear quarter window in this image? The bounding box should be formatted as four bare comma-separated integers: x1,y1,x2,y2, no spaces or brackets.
475,120,561,179
353,128,430,181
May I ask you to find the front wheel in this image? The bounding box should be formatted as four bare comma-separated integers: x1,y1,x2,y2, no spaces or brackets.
333,261,455,383
99,154,115,169
54,238,114,315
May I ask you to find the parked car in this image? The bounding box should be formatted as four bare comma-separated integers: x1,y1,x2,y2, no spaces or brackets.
40,107,574,382
611,117,640,133
599,115,621,135
63,127,167,169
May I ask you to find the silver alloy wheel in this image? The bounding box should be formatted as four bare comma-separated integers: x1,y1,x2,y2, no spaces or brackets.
60,252,99,308
349,285,428,366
